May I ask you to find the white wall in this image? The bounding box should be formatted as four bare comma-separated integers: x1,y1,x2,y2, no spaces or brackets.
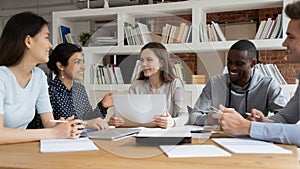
0,0,78,39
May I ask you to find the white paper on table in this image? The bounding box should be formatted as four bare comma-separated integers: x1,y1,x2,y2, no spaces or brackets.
212,138,292,154
137,127,191,137
40,137,99,153
159,145,231,158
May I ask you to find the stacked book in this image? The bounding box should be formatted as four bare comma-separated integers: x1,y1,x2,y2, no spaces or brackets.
199,21,226,42
91,37,117,46
256,63,287,85
254,14,282,40
90,64,124,84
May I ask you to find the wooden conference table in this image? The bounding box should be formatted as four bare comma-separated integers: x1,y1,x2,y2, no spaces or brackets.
0,134,298,169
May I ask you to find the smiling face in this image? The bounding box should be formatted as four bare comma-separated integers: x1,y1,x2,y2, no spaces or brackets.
27,25,52,64
61,52,85,81
227,49,255,87
282,19,300,63
140,48,163,78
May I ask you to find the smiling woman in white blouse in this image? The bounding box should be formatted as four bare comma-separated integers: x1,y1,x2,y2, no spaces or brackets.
109,42,189,128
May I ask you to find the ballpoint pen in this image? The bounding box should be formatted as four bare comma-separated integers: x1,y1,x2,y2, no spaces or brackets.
245,113,260,118
210,106,222,114
49,120,68,123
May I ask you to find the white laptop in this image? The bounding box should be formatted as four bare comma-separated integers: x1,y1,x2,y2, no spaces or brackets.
112,94,167,127
86,128,140,140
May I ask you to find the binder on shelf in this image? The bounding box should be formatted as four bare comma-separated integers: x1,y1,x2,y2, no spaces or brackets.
59,25,71,43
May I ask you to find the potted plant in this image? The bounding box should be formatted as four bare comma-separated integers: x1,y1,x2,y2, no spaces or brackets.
78,32,91,46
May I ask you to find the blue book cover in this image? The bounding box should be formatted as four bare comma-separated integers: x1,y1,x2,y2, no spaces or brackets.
60,25,71,43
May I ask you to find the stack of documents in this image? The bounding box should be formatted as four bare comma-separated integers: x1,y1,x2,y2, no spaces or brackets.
212,138,292,154
40,137,99,153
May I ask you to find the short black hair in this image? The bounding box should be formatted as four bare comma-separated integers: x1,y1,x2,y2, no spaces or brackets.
285,1,300,20
229,40,257,60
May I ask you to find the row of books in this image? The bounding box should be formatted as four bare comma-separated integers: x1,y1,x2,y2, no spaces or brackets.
90,64,124,84
254,14,282,40
161,22,192,44
199,21,226,42
256,63,287,85
124,22,161,45
172,60,186,83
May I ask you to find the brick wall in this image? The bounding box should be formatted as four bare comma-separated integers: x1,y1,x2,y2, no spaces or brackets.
152,1,297,84
258,8,299,84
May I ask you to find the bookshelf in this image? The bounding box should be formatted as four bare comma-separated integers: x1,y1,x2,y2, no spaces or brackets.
52,0,295,107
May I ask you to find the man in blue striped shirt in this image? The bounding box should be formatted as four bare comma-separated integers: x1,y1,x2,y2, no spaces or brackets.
220,1,300,147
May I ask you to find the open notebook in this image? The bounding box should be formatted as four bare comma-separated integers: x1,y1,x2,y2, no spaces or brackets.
86,128,140,140
112,94,167,127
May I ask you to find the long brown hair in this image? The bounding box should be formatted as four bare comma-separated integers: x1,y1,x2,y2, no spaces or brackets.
0,12,48,66
137,42,176,83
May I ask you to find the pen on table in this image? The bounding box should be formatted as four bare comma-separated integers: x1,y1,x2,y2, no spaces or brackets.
210,106,222,113
49,120,68,123
245,113,260,118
